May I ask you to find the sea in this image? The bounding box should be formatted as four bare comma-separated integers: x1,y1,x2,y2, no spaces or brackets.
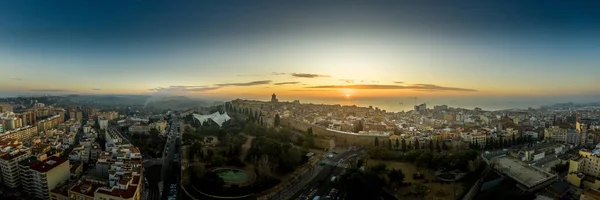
281,96,600,112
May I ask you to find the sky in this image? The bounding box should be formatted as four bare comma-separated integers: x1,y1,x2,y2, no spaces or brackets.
1,0,600,109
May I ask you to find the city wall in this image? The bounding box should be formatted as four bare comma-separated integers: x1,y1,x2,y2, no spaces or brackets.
280,118,389,147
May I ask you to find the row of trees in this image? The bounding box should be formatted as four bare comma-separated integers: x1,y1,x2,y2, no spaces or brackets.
130,128,166,158
379,137,450,153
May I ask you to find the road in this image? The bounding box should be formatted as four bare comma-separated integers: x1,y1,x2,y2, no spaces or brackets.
287,147,360,200
161,116,181,200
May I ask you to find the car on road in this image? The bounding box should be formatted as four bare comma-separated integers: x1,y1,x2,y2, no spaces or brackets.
313,196,321,200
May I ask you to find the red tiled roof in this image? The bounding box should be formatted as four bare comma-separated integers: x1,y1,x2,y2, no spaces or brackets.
70,181,103,198
51,181,77,197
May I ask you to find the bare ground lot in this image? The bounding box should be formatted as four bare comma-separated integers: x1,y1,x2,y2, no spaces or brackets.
368,159,465,200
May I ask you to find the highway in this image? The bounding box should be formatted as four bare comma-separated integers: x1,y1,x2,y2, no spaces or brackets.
288,147,360,200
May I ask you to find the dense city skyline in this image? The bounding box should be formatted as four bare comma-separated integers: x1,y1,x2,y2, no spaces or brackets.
1,1,600,103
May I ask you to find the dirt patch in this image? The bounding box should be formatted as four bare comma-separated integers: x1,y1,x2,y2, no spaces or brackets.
368,159,465,200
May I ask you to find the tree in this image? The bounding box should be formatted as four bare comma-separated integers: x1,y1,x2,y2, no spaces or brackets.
414,139,420,150
388,139,392,150
374,137,379,147
307,127,313,135
354,120,364,133
339,167,385,199
395,138,400,149
401,138,407,152
414,183,430,196
428,140,434,152
149,128,160,140
436,139,442,153
210,155,228,166
274,114,281,127
387,169,405,186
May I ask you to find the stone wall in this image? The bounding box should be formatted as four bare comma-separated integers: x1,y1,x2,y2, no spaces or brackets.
314,137,335,150
281,118,389,147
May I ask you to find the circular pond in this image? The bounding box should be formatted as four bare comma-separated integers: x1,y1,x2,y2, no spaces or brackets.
213,168,252,185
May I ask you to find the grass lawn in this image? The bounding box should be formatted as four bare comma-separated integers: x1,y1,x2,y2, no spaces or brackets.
368,159,465,200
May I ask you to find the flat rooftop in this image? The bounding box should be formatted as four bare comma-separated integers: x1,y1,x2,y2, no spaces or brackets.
31,156,68,173
494,156,554,188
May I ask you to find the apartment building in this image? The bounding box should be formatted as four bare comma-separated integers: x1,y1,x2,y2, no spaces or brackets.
16,111,36,127
19,157,41,195
93,145,143,200
98,111,119,121
0,125,37,141
67,180,104,200
49,180,75,200
0,147,32,188
566,148,600,189
76,111,83,122
545,126,567,143
98,117,109,130
28,156,70,199
0,103,13,112
566,130,580,145
38,115,63,133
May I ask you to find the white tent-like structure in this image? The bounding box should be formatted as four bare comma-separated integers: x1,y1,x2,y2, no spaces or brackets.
193,112,231,127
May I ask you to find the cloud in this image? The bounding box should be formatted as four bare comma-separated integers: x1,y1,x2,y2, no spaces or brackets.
291,89,331,92
339,79,355,83
11,78,22,81
410,84,477,92
307,84,407,90
236,74,265,77
291,73,331,78
216,80,271,86
394,81,404,84
274,81,300,85
306,84,477,92
29,89,73,92
236,72,287,77
149,86,221,93
186,87,222,92
92,88,101,91
148,80,271,95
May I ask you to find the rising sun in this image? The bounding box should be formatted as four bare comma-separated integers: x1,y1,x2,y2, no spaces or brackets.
345,94,351,97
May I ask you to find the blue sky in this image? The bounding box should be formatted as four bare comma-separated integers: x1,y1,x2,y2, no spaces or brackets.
1,0,599,102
